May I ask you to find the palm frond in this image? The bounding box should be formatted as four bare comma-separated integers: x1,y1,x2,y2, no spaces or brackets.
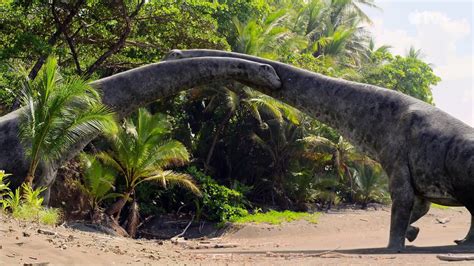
140,170,201,196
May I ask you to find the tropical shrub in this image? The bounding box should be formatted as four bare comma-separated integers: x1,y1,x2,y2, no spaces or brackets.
99,108,200,236
354,163,390,208
187,166,248,222
77,154,119,221
0,177,61,225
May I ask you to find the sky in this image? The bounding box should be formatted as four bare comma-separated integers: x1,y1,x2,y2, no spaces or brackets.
361,0,473,126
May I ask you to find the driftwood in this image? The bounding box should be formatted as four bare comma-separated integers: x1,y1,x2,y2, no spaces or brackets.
170,215,194,244
437,254,474,262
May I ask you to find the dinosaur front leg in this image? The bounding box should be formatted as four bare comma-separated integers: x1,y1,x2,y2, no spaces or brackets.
387,165,415,251
406,197,430,242
455,215,474,245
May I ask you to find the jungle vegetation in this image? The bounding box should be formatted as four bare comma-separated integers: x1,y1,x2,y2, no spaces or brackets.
0,0,440,233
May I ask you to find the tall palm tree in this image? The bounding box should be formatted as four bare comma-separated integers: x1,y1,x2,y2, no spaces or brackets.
99,108,200,236
19,57,116,187
290,0,376,66
232,9,305,59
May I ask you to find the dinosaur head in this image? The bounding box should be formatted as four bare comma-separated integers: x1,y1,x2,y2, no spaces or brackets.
163,49,184,61
253,63,281,90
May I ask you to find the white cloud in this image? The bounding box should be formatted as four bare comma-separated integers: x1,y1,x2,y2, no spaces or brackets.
407,11,471,65
366,11,473,126
434,56,473,81
367,18,419,56
409,11,470,38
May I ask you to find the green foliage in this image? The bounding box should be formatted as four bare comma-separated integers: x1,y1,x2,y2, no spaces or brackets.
0,187,21,212
38,208,61,225
77,153,119,214
0,180,61,225
215,0,270,46
100,108,199,194
187,166,247,222
21,184,46,208
100,108,200,223
354,163,390,207
0,170,11,198
231,210,319,225
432,203,449,210
363,55,441,104
18,57,116,186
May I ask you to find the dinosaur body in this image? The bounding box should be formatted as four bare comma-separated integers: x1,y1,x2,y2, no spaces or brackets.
0,57,281,201
164,49,474,250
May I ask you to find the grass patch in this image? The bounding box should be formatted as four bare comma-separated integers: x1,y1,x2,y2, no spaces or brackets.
12,205,61,225
231,210,319,225
39,208,61,225
432,203,450,210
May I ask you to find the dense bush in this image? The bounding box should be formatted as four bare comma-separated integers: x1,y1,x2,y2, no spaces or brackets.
187,166,248,222
0,172,60,225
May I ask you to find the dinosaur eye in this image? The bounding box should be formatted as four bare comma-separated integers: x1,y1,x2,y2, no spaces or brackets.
168,50,182,59
260,64,271,71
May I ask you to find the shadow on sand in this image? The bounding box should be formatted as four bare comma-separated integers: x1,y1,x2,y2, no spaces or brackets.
195,245,474,255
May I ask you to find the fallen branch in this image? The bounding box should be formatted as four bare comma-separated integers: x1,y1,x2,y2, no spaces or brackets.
437,254,474,262
307,247,342,257
171,215,194,244
136,215,155,230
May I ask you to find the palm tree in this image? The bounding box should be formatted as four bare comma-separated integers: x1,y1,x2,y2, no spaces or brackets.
249,112,304,207
99,108,200,236
290,0,376,66
232,9,305,59
354,162,388,208
302,135,367,202
190,86,300,174
406,46,423,59
19,57,116,187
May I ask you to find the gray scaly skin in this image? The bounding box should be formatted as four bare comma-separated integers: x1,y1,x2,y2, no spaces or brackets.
164,49,474,251
0,57,281,202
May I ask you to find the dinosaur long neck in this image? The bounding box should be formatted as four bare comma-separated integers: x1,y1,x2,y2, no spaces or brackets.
169,50,419,159
90,57,279,118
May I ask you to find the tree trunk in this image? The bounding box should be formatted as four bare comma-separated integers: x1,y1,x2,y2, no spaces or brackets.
24,174,34,188
126,198,140,238
105,191,131,219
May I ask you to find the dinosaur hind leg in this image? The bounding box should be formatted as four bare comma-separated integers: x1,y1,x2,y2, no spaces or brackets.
405,197,430,242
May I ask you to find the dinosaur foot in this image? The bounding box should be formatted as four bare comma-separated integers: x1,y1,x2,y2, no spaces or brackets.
405,226,419,242
454,238,474,245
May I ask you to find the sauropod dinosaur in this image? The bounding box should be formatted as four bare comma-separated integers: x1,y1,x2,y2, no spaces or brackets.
0,57,281,202
163,49,474,251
